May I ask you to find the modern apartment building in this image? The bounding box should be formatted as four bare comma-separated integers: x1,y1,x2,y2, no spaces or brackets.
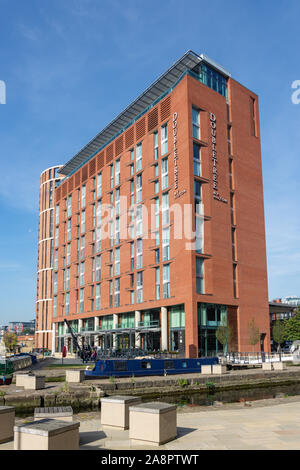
35,166,63,350
46,51,270,357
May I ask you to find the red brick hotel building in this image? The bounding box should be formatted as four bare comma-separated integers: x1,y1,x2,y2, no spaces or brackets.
36,51,270,357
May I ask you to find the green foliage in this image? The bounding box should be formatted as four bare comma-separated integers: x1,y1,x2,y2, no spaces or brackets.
272,320,287,350
3,332,18,353
109,376,115,383
205,381,216,392
284,310,300,342
177,378,189,387
216,325,234,351
248,318,260,349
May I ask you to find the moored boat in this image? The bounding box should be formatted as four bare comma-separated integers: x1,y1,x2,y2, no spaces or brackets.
84,356,218,378
0,358,14,385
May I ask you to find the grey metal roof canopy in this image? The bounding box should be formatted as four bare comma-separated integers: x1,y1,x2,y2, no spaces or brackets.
59,50,231,178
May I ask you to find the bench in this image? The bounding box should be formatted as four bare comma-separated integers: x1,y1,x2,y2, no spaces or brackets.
0,406,15,443
129,402,177,446
14,419,80,450
34,407,73,422
101,396,141,430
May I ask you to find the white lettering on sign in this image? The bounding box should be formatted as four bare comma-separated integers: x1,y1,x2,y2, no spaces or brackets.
210,113,227,204
173,112,186,200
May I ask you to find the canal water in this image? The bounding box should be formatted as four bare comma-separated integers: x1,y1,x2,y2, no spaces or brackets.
145,383,300,408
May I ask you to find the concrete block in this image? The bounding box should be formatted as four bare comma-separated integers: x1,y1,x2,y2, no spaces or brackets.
262,362,273,371
65,369,85,383
212,364,227,375
129,402,177,446
34,407,73,422
0,406,15,443
15,373,31,387
273,362,286,370
14,419,80,450
23,375,45,390
201,365,212,375
101,396,141,430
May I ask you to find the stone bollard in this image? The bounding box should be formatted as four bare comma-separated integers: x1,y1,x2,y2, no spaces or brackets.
66,369,85,383
212,364,227,375
0,406,15,443
201,365,212,375
262,362,273,371
101,396,142,430
273,362,286,370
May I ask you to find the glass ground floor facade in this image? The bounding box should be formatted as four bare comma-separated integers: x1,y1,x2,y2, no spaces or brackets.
54,302,232,357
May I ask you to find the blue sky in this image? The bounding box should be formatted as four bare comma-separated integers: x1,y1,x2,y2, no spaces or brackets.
0,0,299,324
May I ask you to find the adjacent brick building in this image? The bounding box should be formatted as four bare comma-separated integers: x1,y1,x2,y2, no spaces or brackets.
36,51,270,357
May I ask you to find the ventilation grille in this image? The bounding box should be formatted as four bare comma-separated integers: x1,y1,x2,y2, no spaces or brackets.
56,186,61,202
68,176,74,193
125,126,134,148
81,164,88,183
136,117,146,141
106,143,114,163
61,181,67,198
89,157,96,177
97,151,104,170
115,135,123,156
160,96,171,122
75,171,81,188
148,107,158,131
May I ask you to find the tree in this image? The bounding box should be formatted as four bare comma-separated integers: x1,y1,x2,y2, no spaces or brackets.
3,332,18,353
248,318,260,353
216,325,234,354
272,320,287,352
284,309,300,342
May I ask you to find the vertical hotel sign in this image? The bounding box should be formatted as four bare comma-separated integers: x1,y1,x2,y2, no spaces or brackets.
173,112,186,199
210,113,227,204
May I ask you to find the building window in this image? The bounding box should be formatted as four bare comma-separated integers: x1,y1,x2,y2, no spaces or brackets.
79,288,84,313
154,131,159,160
233,264,238,298
115,159,120,186
95,284,101,310
137,271,143,303
109,280,113,308
66,267,70,290
54,272,57,294
96,254,101,281
137,239,143,269
115,188,120,216
155,248,160,264
96,227,101,253
67,195,72,217
162,227,170,261
67,219,71,242
163,264,170,298
195,216,204,253
154,197,160,228
53,296,57,318
194,180,202,215
162,192,169,226
136,205,143,236
130,242,134,271
136,143,142,172
81,210,85,233
80,262,85,286
97,172,102,197
114,278,120,307
130,148,134,161
65,292,70,316
196,257,204,294
55,204,59,225
54,249,58,270
115,247,120,275
193,142,201,177
80,236,85,260
192,107,200,139
136,174,142,203
81,185,86,209
154,180,159,194
155,267,160,300
161,157,168,190
161,124,168,155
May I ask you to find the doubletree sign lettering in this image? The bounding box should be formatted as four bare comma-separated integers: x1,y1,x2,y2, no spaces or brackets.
210,112,227,204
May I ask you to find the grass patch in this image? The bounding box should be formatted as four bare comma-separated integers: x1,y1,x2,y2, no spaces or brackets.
45,364,86,369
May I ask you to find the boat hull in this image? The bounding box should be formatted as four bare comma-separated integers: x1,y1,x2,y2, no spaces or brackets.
85,357,218,379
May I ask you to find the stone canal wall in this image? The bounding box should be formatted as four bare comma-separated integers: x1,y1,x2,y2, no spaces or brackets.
2,367,300,414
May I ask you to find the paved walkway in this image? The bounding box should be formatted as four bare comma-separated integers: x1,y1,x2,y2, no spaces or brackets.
1,395,300,450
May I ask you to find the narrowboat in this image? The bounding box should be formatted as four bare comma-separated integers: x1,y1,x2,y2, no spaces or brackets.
84,357,219,378
0,358,14,385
